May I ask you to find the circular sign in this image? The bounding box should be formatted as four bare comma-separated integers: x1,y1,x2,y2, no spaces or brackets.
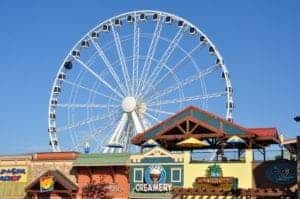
265,161,296,185
145,165,166,184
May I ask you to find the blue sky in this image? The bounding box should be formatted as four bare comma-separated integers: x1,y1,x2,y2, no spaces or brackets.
0,0,299,154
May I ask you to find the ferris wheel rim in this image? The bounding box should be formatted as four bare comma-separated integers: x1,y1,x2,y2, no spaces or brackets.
48,10,234,152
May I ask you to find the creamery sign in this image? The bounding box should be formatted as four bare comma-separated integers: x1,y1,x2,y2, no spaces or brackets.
135,165,172,192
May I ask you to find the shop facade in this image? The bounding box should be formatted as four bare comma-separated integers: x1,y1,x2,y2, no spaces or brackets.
131,106,297,198
0,106,297,198
73,153,130,199
0,152,78,199
130,146,185,198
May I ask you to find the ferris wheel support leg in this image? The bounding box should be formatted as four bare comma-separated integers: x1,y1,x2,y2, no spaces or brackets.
131,111,144,134
107,113,128,146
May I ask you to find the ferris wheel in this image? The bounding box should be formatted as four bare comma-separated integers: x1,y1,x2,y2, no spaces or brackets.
48,10,234,153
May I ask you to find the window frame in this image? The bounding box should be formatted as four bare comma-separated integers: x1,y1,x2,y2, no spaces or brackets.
171,167,182,183
133,168,144,183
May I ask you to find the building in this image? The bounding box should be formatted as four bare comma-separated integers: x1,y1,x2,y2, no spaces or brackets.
73,153,130,199
0,106,297,198
131,106,297,198
0,152,78,198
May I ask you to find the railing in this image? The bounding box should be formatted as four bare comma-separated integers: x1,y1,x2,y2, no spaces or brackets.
191,149,245,163
252,149,295,162
191,148,296,163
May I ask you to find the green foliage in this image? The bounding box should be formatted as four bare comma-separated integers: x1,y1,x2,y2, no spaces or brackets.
206,163,222,177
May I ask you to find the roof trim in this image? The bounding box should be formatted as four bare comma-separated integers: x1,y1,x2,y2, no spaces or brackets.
132,106,249,144
132,106,281,147
25,170,78,192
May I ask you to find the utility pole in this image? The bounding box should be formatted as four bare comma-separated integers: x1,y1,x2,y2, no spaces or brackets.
294,116,300,198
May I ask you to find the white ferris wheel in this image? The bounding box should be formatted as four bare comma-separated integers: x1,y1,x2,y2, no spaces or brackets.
48,10,234,153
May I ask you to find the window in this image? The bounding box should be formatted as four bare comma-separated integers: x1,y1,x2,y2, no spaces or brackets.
134,168,143,183
171,168,181,183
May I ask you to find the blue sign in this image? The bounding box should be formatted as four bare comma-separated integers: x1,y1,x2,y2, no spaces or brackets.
265,161,296,185
145,165,166,184
135,165,172,192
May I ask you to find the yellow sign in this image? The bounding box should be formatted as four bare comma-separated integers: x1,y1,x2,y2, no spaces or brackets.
0,166,27,182
40,176,54,192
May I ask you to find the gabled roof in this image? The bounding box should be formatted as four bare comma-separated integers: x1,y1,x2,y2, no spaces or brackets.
73,153,131,167
132,106,249,144
130,146,184,164
132,106,280,148
25,170,78,192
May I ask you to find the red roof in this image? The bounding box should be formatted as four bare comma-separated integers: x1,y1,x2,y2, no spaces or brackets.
248,128,279,138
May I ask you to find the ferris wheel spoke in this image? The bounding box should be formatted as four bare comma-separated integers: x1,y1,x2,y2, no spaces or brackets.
147,108,174,116
74,120,117,151
137,16,163,95
153,44,203,89
142,27,185,96
132,12,140,96
74,58,124,98
147,64,219,103
90,117,121,152
63,80,120,103
141,117,151,130
57,103,118,109
57,109,120,132
88,35,128,96
144,111,160,123
66,69,85,130
138,56,185,100
111,23,132,95
148,91,227,106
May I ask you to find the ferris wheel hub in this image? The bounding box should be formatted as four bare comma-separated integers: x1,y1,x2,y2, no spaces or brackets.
122,97,137,112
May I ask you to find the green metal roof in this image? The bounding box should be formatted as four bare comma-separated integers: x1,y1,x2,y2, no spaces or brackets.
73,153,131,166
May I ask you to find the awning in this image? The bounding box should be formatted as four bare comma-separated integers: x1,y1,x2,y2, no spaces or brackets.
176,137,209,148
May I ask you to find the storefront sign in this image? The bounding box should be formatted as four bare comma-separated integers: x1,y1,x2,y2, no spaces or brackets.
194,177,236,191
135,183,172,192
135,165,172,192
265,161,296,185
0,166,27,182
192,164,237,191
40,176,54,192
